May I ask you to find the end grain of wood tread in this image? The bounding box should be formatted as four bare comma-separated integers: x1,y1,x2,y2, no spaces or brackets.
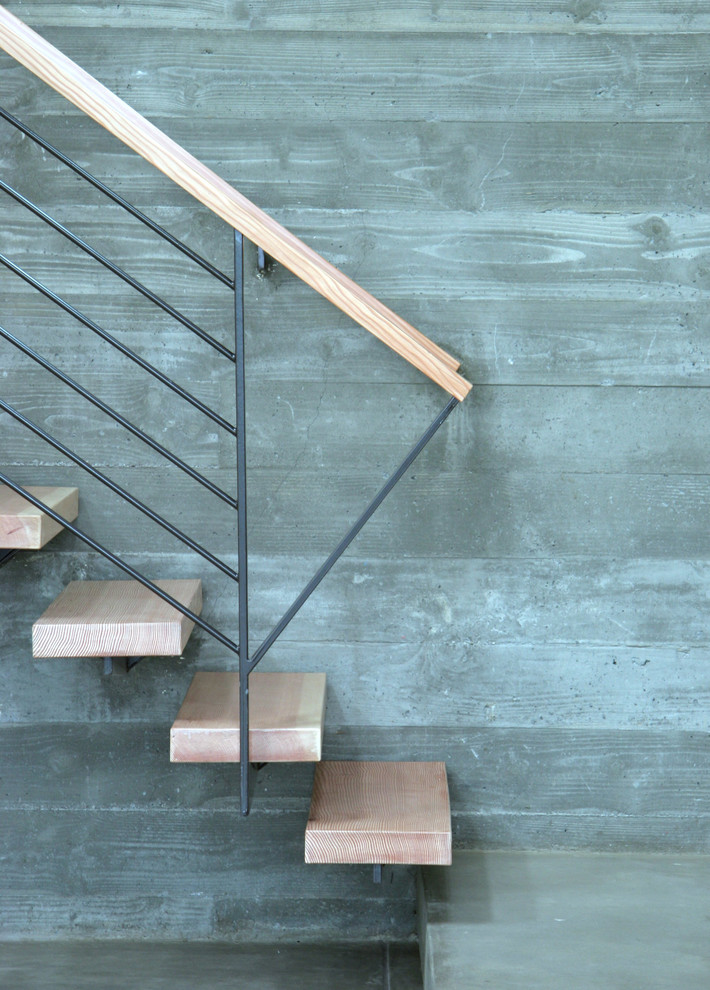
0,485,78,549
0,6,471,401
32,578,202,658
170,671,327,763
305,761,452,865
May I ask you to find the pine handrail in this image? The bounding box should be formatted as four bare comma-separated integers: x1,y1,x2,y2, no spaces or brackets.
0,5,471,401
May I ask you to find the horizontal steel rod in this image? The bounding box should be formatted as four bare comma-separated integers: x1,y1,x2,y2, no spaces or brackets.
0,470,240,656
249,396,459,671
0,398,239,581
0,325,238,510
0,179,235,361
0,105,234,289
0,252,237,436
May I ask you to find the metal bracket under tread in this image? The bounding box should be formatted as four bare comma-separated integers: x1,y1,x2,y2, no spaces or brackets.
0,548,18,569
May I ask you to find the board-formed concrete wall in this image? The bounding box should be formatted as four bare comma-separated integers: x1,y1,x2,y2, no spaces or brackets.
1,1,708,941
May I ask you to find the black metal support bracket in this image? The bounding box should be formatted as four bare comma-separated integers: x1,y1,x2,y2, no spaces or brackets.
257,246,274,276
0,549,18,569
102,656,146,675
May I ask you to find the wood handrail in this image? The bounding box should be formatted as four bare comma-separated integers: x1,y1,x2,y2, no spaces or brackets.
0,6,471,400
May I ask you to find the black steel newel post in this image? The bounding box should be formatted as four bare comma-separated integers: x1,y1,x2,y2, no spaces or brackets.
234,232,250,815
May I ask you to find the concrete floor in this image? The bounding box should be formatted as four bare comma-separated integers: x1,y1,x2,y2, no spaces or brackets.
0,940,422,990
419,852,710,990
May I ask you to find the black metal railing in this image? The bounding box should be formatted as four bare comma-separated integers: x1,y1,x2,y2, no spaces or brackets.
1,106,457,814
0,107,234,289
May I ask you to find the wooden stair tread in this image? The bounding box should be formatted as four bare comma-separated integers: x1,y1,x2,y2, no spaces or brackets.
171,671,327,763
32,579,202,657
0,485,78,549
305,761,452,866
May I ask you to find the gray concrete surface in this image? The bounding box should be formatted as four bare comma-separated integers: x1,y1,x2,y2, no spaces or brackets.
0,940,422,990
419,852,710,990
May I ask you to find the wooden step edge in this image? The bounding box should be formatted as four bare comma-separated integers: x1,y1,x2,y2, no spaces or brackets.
170,671,327,763
305,761,452,866
32,578,202,658
0,485,78,549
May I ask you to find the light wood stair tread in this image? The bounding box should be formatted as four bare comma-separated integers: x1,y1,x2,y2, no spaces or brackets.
32,578,202,658
0,485,78,549
171,671,327,763
305,761,452,866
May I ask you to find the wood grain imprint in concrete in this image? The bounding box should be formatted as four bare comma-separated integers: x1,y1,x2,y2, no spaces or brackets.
0,484,78,549
306,761,452,865
32,578,202,657
170,671,327,763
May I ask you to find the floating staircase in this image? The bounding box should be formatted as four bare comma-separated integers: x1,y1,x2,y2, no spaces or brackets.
0,484,78,550
17,544,453,862
0,4,465,870
171,679,452,864
32,578,202,658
